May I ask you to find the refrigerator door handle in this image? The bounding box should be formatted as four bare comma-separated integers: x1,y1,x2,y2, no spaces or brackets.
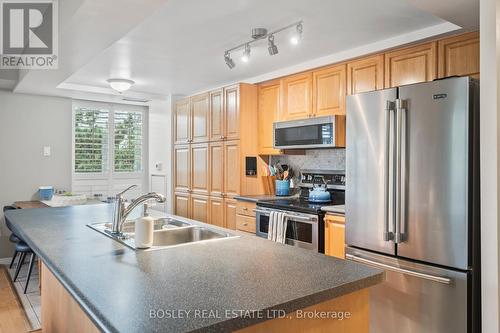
394,99,402,243
384,101,396,241
346,253,452,285
396,99,407,242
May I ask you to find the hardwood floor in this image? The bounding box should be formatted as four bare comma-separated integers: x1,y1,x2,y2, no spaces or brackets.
0,266,32,333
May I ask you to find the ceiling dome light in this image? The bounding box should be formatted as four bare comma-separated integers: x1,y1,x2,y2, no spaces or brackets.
107,78,135,93
268,35,278,55
224,51,235,69
241,43,250,63
290,23,303,45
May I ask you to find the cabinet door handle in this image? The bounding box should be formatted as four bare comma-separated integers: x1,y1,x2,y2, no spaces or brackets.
243,223,248,226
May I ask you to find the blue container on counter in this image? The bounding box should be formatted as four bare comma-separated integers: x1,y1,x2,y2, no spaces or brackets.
275,180,290,196
39,186,54,200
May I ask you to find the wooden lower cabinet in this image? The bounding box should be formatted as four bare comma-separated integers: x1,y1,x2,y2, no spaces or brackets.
174,192,190,218
209,196,225,227
325,214,346,259
41,263,100,333
224,198,237,230
190,194,209,223
237,289,369,333
235,200,256,234
236,214,256,233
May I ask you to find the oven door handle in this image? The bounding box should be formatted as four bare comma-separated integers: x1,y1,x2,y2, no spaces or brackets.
254,209,316,223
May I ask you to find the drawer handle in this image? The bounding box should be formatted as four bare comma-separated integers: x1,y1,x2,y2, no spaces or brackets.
243,223,248,226
242,207,248,210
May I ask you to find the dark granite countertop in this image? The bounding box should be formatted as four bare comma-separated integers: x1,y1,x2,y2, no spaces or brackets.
6,204,383,333
234,194,296,202
321,205,345,215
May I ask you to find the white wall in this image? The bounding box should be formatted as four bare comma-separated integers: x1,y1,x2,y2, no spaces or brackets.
0,90,72,258
480,0,500,331
148,97,172,213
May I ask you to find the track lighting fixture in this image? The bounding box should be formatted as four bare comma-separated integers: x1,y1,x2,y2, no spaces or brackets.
241,44,251,63
290,23,303,45
224,51,235,69
223,20,303,69
268,35,278,55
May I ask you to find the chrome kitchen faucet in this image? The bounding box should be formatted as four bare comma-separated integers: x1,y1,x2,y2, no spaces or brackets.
110,185,166,235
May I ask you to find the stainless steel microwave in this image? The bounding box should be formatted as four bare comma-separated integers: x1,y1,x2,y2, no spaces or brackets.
273,115,342,149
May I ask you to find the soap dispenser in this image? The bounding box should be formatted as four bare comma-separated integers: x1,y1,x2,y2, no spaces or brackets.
134,203,154,249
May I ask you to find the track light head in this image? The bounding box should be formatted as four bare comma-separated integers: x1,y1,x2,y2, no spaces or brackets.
268,35,278,56
224,51,235,69
241,43,251,63
290,23,303,45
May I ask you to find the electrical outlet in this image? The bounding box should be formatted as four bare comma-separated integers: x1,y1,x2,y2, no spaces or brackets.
43,146,51,157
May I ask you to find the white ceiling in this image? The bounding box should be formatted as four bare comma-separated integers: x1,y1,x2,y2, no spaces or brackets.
3,0,478,102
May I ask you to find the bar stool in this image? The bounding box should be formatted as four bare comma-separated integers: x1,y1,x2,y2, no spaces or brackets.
3,205,36,293
3,206,19,268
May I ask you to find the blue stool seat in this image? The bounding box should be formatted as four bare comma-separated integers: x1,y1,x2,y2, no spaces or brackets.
9,233,20,243
15,241,31,253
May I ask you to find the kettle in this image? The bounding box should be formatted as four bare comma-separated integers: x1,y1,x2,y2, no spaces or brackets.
308,177,331,203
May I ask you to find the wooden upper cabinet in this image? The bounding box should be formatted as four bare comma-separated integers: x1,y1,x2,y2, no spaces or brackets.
174,145,190,192
347,55,384,95
312,64,346,116
223,140,240,198
190,93,210,143
209,141,224,197
281,72,312,120
190,143,209,195
174,192,190,218
190,194,209,223
325,214,346,259
174,98,190,144
224,85,240,140
209,89,224,141
384,42,437,88
209,196,225,228
258,80,281,155
438,32,479,79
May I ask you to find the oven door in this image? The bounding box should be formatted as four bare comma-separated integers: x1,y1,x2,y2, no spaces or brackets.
255,208,319,251
273,116,336,149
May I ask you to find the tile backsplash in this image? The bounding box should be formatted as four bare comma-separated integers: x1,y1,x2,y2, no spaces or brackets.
270,149,345,185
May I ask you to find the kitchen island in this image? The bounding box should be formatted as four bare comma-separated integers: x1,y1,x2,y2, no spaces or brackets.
5,204,383,332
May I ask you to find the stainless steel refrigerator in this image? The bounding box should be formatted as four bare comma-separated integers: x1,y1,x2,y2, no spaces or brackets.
345,77,480,333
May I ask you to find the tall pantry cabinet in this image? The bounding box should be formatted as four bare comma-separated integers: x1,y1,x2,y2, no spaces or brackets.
173,84,261,228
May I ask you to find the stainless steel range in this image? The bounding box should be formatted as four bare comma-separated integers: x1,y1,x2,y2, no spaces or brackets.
256,170,345,252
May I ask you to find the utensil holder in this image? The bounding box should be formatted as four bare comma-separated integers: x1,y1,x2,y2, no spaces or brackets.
275,180,290,196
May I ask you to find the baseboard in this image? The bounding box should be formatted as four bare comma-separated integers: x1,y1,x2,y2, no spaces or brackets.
0,257,11,265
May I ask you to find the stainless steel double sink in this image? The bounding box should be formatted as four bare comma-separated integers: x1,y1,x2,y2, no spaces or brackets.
88,217,238,251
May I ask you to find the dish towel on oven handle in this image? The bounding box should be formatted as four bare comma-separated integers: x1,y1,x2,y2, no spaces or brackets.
268,211,276,241
276,213,288,244
268,211,287,243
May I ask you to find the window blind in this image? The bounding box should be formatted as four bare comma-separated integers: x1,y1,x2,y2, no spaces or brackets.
74,106,109,173
114,110,143,172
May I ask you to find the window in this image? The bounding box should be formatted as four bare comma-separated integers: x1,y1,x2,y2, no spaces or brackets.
72,101,147,197
74,106,109,173
114,110,143,172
